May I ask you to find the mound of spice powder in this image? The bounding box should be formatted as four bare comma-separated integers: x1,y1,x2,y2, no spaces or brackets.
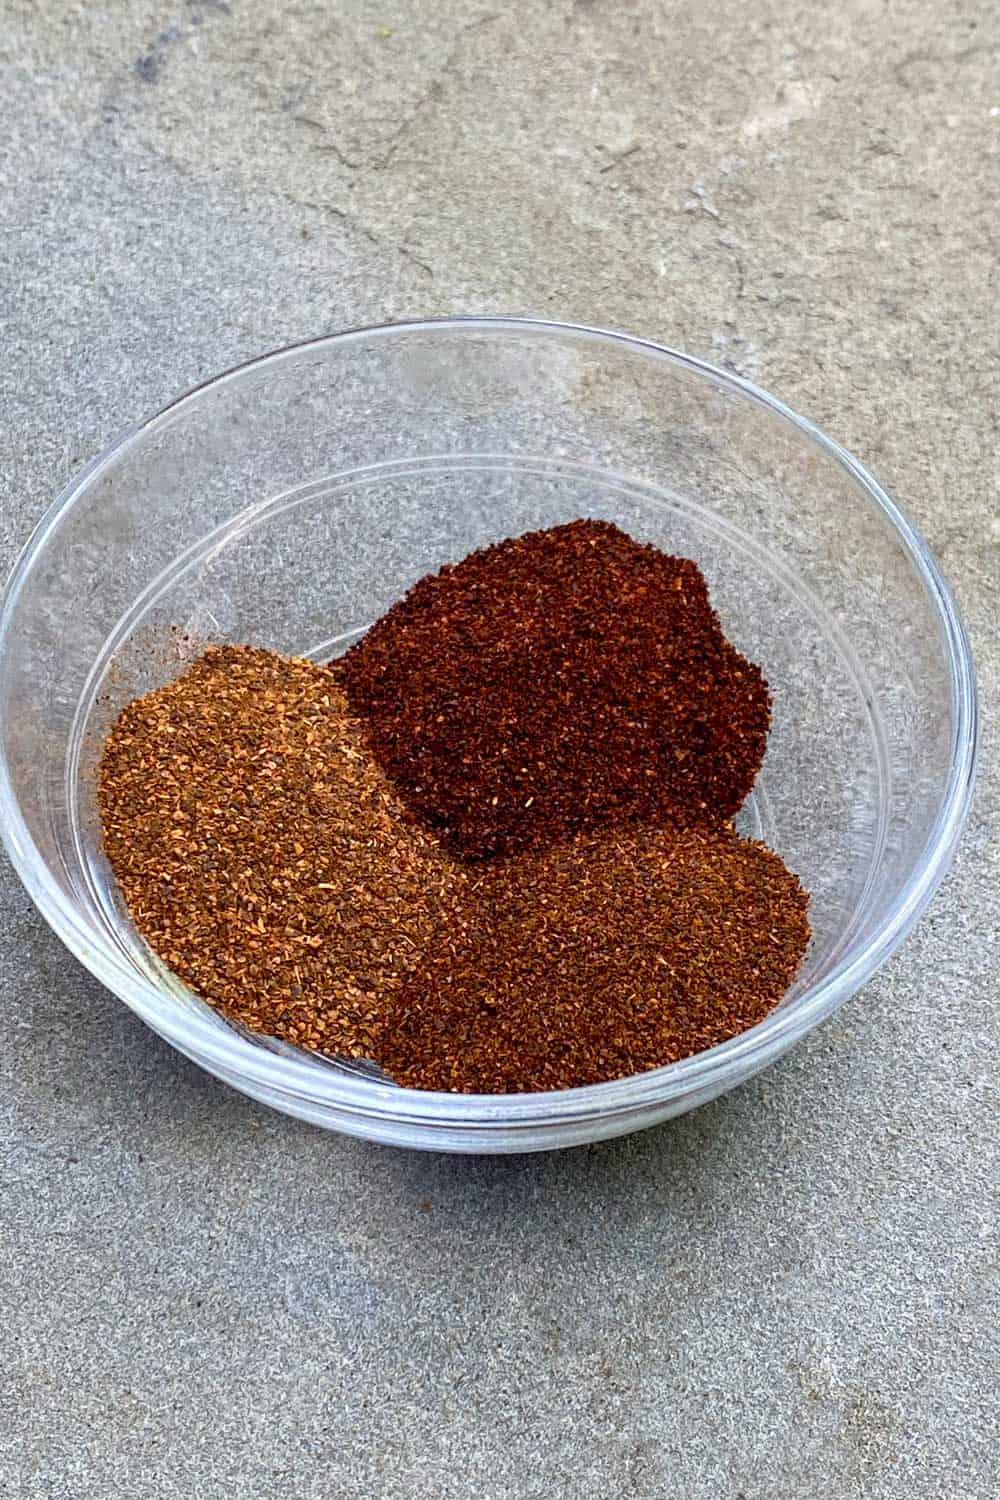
339,518,771,858
374,823,810,1093
97,520,810,1096
97,645,466,1057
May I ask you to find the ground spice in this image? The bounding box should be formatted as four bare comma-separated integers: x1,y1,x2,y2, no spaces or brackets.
97,645,466,1056
339,518,771,858
97,523,809,1096
374,823,810,1093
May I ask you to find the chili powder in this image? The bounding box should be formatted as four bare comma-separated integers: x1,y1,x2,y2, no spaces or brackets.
97,645,466,1057
339,518,771,858
96,516,811,1096
374,822,810,1093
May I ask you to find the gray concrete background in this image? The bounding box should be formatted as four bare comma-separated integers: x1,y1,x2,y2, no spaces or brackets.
2,2,997,1496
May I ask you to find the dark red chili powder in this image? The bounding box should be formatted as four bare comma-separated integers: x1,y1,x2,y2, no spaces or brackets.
339,519,770,858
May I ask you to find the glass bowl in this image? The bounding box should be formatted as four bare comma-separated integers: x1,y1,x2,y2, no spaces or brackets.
0,318,977,1152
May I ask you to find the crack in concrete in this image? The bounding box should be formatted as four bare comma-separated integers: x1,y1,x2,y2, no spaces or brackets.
598,143,642,175
286,198,433,278
300,126,363,172
373,12,500,170
277,14,500,175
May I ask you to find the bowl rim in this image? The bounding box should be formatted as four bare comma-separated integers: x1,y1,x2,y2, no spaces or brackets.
0,315,979,1128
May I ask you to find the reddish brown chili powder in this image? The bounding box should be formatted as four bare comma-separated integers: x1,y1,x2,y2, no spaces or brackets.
339,518,771,858
374,823,810,1093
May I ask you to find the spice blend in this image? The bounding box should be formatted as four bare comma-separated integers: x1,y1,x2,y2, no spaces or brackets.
376,823,810,1093
339,518,771,858
97,521,811,1094
98,645,465,1056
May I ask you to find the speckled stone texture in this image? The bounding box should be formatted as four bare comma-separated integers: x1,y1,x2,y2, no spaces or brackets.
1,2,997,1496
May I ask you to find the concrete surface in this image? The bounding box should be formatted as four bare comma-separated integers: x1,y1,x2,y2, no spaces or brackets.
1,2,997,1496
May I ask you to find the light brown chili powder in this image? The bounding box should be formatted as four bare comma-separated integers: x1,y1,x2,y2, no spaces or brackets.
98,645,465,1056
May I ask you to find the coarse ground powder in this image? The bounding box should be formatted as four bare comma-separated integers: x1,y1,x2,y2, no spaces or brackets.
97,645,466,1057
98,630,808,1092
375,823,810,1093
339,518,771,859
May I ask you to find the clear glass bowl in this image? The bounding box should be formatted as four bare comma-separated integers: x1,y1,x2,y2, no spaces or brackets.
0,318,977,1152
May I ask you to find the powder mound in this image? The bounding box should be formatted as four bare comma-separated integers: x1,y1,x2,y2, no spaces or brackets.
339,519,771,858
98,644,808,1094
97,645,464,1056
375,823,811,1093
